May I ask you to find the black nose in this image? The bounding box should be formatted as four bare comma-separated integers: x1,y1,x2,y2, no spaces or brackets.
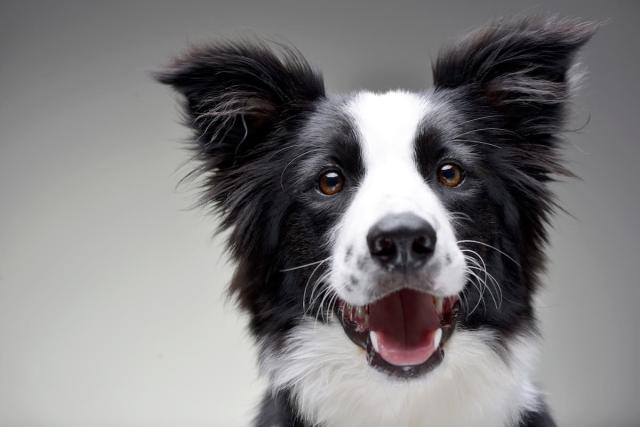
367,213,437,271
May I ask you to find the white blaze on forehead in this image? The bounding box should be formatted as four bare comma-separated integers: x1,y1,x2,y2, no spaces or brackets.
344,90,438,224
347,90,429,175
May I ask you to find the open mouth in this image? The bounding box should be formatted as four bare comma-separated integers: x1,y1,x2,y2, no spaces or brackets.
337,288,459,378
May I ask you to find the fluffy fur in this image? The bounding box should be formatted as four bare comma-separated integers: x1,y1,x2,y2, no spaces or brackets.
261,322,540,427
157,16,595,427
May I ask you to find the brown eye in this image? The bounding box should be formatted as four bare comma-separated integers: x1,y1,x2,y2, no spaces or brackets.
319,170,345,195
437,163,464,188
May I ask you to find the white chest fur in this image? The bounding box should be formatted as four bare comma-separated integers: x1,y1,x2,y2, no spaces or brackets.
261,320,541,427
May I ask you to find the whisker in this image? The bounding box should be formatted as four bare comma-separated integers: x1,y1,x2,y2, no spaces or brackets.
457,239,520,266
327,292,340,323
458,292,470,318
462,249,504,310
315,285,336,327
302,259,330,313
464,272,486,317
306,283,329,318
280,256,332,272
467,266,499,310
306,270,332,318
470,259,503,309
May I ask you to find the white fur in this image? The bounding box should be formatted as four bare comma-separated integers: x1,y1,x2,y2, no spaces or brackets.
261,320,541,427
329,91,466,305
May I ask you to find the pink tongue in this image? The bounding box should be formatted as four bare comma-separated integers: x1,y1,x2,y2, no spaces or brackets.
369,289,441,366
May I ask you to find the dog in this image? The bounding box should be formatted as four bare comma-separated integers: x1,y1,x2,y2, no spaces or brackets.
157,16,595,427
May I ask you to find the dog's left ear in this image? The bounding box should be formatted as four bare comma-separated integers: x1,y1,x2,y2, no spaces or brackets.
433,17,597,135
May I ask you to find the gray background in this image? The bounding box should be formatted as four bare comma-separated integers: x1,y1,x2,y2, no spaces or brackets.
1,1,638,426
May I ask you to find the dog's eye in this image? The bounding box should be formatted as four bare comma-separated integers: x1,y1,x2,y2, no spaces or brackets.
318,170,345,196
437,163,464,188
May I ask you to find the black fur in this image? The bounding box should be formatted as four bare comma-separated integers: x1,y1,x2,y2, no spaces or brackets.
157,16,595,427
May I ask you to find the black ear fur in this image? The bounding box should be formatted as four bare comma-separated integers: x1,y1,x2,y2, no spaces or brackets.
156,41,324,260
433,17,597,135
156,40,325,169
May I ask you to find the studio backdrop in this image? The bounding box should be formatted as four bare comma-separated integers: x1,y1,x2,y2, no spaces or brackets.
1,1,638,426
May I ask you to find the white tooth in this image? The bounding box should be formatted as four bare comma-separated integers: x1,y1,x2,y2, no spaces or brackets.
433,328,443,348
370,331,380,353
356,306,364,319
434,297,443,314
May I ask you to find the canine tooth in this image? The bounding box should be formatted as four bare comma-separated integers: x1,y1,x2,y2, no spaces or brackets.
434,297,443,314
370,331,380,352
433,328,443,348
356,306,364,319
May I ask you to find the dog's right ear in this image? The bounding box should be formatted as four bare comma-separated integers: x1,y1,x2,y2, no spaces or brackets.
155,40,325,169
156,41,325,262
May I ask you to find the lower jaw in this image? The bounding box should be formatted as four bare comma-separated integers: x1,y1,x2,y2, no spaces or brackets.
366,342,446,378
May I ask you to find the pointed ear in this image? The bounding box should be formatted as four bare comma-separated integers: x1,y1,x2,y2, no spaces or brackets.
433,17,597,134
155,40,325,169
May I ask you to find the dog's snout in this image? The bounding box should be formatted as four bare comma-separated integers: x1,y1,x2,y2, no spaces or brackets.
366,213,437,271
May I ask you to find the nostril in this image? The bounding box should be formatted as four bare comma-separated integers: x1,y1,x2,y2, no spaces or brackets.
372,237,397,259
412,235,435,255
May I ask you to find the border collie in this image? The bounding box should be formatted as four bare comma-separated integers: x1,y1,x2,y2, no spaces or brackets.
157,16,595,427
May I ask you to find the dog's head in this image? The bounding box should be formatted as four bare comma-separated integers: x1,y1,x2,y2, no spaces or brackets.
158,17,594,383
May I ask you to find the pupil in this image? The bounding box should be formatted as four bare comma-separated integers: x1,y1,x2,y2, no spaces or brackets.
326,173,339,186
442,167,455,180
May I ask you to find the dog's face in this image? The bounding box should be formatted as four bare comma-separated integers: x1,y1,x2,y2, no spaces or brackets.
287,91,472,376
159,17,594,424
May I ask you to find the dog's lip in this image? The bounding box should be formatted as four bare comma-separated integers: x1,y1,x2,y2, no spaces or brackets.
336,289,459,378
